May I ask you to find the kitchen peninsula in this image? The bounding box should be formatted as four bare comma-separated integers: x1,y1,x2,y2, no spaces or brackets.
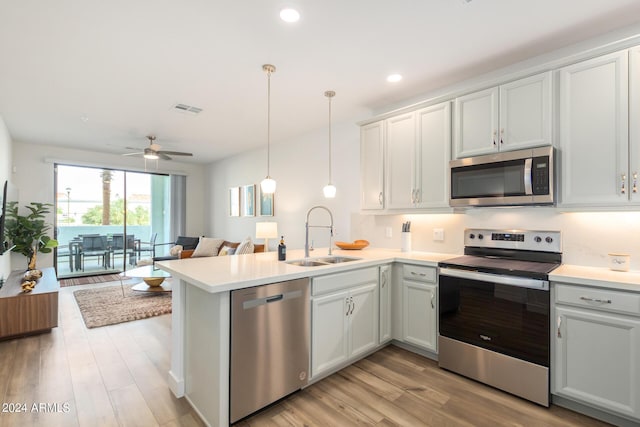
158,248,640,427
156,248,452,426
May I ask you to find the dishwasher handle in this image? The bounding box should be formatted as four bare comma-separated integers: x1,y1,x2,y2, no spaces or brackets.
242,289,303,310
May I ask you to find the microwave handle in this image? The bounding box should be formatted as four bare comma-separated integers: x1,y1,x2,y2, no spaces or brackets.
524,158,533,195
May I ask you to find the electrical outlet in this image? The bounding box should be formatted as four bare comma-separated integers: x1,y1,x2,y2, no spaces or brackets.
385,227,393,238
433,228,444,241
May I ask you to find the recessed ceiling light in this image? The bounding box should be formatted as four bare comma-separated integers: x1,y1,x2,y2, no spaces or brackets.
80,115,89,123
279,8,300,23
387,74,403,83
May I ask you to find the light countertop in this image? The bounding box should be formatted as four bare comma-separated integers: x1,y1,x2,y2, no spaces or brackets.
157,247,640,295
156,247,455,294
550,264,640,293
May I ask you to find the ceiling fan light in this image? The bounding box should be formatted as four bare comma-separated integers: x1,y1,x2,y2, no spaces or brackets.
323,183,336,198
144,152,159,160
261,176,277,194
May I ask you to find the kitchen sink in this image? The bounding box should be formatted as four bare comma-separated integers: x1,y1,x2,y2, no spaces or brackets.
315,256,362,264
285,259,328,267
286,256,362,267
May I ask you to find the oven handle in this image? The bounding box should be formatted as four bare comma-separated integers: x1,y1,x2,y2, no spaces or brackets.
439,267,549,291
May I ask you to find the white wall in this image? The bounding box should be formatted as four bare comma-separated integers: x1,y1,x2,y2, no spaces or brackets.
0,115,13,281
207,121,360,252
10,141,206,270
352,208,640,270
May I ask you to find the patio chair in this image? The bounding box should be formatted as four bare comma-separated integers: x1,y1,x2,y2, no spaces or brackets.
111,234,137,266
135,232,157,260
80,235,109,271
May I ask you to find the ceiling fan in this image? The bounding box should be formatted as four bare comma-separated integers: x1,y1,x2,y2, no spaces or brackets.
123,135,193,160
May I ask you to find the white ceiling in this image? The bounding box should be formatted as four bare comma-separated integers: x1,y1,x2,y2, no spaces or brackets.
1,0,640,164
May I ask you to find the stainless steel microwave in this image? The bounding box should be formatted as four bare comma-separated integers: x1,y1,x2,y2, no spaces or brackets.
449,146,554,207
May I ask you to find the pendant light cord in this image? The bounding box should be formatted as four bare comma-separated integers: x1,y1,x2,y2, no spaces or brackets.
267,68,271,177
328,94,332,183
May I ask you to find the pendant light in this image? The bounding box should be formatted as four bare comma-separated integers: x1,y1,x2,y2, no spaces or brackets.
323,90,337,198
260,64,277,194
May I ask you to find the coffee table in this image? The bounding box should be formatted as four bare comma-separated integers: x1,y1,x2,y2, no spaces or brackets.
118,266,171,296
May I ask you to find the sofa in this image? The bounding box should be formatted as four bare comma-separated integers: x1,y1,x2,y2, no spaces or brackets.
149,236,264,265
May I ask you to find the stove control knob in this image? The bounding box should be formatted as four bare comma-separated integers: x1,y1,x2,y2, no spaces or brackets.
469,233,475,239
534,236,542,243
478,234,484,240
545,236,553,244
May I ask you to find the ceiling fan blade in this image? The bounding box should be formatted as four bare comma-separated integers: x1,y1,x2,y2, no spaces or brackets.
158,151,193,156
158,152,172,160
122,152,144,156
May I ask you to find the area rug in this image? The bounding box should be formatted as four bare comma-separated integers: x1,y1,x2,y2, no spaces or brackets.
73,284,172,328
60,273,123,287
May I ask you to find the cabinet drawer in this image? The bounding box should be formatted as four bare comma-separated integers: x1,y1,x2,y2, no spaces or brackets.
402,264,436,283
555,283,640,316
312,267,378,296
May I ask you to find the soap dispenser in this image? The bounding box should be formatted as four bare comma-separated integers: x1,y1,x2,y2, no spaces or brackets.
278,236,286,261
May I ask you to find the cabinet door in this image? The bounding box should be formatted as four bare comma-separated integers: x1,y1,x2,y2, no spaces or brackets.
415,102,451,209
402,280,437,352
559,50,629,206
630,46,640,203
499,71,552,152
385,112,416,209
454,86,499,158
379,265,392,344
360,121,385,210
349,282,379,359
311,290,350,378
554,306,640,419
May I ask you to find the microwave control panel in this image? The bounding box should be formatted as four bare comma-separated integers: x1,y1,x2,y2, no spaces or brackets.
532,156,550,195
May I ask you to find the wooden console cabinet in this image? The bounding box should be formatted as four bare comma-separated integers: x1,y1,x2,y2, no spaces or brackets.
0,267,59,340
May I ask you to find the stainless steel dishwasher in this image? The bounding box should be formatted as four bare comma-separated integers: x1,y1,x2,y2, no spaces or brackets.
230,278,310,424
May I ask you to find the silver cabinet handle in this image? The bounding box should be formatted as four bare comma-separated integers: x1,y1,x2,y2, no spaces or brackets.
492,130,497,146
345,297,350,316
622,174,626,194
430,291,435,309
381,268,387,288
500,128,504,144
634,172,637,194
557,316,562,338
349,298,355,316
411,189,416,204
415,188,421,203
580,296,612,304
378,192,383,205
410,271,427,277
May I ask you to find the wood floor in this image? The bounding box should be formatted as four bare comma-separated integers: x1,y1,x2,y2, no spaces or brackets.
0,283,611,427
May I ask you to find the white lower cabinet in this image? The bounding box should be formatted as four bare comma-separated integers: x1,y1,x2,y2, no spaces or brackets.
553,283,640,422
379,264,392,344
311,267,379,379
401,264,438,352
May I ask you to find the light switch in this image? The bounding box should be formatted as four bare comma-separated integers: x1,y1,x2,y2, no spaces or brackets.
385,227,393,238
433,228,444,241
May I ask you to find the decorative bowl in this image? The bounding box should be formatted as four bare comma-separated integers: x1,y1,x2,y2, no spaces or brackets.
335,240,370,250
143,277,165,287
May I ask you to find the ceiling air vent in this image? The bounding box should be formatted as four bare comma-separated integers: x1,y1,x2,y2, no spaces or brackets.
172,103,203,115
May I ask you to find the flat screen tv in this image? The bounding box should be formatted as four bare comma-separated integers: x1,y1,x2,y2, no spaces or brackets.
0,180,18,255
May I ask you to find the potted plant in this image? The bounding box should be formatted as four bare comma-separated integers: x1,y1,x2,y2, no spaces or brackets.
4,201,58,270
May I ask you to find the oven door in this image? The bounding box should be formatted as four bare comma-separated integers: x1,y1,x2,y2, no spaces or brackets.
439,268,550,367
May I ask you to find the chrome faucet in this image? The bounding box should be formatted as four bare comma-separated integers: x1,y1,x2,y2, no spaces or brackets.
305,206,334,258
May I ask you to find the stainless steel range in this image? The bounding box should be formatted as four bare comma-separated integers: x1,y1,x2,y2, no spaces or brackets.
438,228,562,407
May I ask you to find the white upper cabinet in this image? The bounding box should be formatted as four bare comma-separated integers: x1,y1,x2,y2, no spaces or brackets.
454,71,552,158
375,101,451,211
360,121,385,210
559,50,631,207
385,112,416,209
415,102,451,209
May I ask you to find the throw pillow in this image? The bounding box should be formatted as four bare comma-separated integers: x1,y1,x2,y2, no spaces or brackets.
192,237,224,257
236,236,254,255
218,246,237,256
169,245,183,256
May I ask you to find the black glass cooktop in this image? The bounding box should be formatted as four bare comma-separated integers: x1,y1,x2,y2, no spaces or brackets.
439,255,560,280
